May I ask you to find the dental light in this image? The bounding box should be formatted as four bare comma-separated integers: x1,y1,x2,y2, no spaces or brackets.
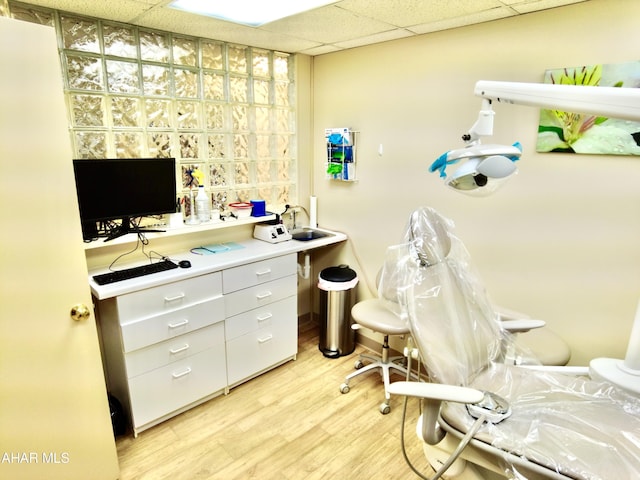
430,80,640,195
431,80,640,394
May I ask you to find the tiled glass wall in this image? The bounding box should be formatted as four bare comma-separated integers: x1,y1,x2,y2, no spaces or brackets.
7,2,297,211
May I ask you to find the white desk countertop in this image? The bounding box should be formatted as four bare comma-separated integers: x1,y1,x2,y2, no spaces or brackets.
89,227,347,300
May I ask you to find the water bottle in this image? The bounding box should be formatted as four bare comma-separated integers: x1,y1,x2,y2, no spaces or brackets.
195,185,211,222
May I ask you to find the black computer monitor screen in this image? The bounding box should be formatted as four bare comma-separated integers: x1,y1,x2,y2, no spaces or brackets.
72,157,177,241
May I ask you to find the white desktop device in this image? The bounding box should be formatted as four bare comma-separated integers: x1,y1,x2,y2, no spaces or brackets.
253,223,292,243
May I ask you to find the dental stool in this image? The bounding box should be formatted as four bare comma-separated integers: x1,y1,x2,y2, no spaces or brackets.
339,297,411,414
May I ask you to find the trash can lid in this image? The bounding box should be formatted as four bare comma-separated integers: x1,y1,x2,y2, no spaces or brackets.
318,265,358,291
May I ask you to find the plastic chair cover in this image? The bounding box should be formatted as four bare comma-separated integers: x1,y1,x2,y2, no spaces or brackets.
379,206,640,479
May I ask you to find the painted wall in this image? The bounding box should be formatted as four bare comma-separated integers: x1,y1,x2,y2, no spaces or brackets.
308,0,640,366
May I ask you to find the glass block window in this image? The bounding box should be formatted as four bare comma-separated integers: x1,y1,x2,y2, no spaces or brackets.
7,2,297,210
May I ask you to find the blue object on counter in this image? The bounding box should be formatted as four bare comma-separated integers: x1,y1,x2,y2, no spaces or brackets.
190,242,244,255
250,199,266,216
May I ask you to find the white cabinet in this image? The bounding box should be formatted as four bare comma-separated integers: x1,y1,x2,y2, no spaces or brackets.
223,255,298,386
226,296,297,385
96,253,298,436
97,271,227,436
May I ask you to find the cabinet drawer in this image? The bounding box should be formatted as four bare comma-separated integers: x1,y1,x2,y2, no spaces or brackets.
225,295,296,341
129,347,227,430
226,313,297,386
222,254,296,293
121,296,224,352
225,274,296,318
125,322,225,378
116,272,222,321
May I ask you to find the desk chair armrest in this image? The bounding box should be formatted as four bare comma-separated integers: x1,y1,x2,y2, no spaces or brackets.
389,381,485,445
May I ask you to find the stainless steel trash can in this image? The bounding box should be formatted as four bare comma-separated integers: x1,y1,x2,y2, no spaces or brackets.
318,265,358,358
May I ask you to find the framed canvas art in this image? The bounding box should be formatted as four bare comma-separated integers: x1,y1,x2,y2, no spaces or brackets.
537,61,640,155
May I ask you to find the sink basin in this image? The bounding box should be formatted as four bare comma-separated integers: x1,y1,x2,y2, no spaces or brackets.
291,228,334,241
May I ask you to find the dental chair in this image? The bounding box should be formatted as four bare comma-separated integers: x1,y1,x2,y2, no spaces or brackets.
382,207,640,479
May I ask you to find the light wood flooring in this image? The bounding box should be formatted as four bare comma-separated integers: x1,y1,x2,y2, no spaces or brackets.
115,316,430,479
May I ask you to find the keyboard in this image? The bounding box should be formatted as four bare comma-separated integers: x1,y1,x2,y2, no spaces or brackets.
93,260,179,285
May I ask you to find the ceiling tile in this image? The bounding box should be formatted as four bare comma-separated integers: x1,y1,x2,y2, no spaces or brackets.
507,0,588,14
17,0,153,22
408,6,516,35
260,4,396,44
336,0,505,27
300,44,345,56
333,27,414,50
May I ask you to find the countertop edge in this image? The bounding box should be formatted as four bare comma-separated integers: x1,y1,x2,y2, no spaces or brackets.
89,229,347,300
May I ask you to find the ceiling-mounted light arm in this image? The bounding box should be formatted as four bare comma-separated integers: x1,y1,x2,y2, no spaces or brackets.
461,98,495,145
474,80,640,122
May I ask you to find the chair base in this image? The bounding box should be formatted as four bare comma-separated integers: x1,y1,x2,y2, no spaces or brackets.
340,336,414,414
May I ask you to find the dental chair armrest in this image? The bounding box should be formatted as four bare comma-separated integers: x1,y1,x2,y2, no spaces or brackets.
501,319,545,333
519,365,590,376
494,306,545,332
388,381,485,404
495,305,530,320
389,382,485,445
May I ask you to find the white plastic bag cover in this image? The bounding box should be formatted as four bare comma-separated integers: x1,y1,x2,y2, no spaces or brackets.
379,206,640,479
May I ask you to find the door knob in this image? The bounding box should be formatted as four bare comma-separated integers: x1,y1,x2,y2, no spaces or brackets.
70,304,91,322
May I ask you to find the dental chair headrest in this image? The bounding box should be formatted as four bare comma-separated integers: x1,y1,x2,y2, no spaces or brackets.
404,207,453,266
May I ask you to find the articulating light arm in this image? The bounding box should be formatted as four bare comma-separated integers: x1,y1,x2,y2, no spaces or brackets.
462,98,495,145
430,80,640,195
475,80,640,122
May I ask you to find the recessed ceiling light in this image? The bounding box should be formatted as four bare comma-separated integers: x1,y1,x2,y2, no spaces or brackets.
169,0,338,27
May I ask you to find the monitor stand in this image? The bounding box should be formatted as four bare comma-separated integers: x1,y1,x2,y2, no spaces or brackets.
103,217,165,242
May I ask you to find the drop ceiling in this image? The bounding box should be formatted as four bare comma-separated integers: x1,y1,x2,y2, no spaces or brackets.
16,0,588,55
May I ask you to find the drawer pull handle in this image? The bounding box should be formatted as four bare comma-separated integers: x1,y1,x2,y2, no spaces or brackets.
257,312,273,322
256,269,271,276
256,291,272,300
172,367,192,379
168,319,189,329
169,344,190,354
258,335,273,344
164,293,186,302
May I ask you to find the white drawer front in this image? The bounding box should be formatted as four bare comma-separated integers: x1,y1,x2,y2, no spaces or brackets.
226,312,297,385
116,272,222,321
225,295,296,341
125,322,225,378
129,347,227,429
222,254,296,293
121,296,224,352
225,274,296,318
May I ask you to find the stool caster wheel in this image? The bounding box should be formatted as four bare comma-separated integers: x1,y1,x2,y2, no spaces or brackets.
340,383,350,394
354,359,364,370
379,402,390,415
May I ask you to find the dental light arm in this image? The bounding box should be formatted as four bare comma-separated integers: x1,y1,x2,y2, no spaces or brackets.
431,80,640,195
475,80,640,122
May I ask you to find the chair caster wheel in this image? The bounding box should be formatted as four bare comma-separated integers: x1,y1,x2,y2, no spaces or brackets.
379,403,390,415
354,360,364,369
340,383,350,394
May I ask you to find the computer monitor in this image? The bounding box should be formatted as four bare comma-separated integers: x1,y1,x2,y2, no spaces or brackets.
72,157,177,241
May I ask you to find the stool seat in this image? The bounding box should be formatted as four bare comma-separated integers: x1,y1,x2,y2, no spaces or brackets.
352,299,409,336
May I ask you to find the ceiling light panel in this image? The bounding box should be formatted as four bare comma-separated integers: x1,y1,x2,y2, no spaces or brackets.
169,0,338,27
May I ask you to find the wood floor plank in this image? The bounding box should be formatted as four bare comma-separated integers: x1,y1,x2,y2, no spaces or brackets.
115,317,430,479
